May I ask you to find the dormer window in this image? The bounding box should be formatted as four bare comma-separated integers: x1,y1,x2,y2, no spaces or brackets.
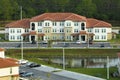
31,23,35,30
81,23,85,30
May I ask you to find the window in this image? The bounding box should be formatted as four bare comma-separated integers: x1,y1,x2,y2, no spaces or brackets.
38,29,42,33
81,23,85,30
17,29,21,33
88,29,92,32
53,22,57,26
10,36,15,40
74,22,79,26
45,22,50,26
66,36,71,40
95,29,99,33
95,35,99,39
101,35,106,39
17,36,21,40
10,29,15,33
38,22,42,26
66,22,71,26
53,29,57,33
31,23,35,30
25,29,29,32
74,29,79,33
10,68,12,74
60,22,64,26
53,36,56,40
60,28,64,33
102,29,106,33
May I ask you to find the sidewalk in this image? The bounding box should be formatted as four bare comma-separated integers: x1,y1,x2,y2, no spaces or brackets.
34,65,106,80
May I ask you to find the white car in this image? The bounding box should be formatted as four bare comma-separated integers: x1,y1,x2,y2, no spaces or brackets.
19,59,28,64
76,40,81,44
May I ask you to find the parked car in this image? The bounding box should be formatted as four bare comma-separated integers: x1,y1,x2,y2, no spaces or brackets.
100,44,104,47
76,40,81,44
20,71,33,77
19,59,28,64
111,71,119,77
64,43,69,47
29,63,41,68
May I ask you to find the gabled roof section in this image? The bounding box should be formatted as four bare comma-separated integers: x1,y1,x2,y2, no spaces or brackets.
5,19,30,28
30,13,87,22
86,18,112,28
0,58,19,68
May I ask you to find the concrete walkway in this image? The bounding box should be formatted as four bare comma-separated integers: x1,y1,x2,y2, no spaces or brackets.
34,65,106,80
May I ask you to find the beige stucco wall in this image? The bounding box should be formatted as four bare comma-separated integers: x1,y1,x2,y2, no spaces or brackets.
43,27,52,40
64,27,73,40
0,66,19,77
0,76,19,80
51,33,64,40
107,33,112,40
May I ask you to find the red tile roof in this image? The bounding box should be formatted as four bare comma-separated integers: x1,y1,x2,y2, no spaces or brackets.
0,48,4,51
5,19,30,28
79,31,87,35
86,18,111,28
30,13,86,21
5,13,112,29
30,31,37,35
21,33,29,36
38,33,45,36
0,58,19,68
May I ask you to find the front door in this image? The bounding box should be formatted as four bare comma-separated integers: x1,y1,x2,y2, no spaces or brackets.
31,36,35,42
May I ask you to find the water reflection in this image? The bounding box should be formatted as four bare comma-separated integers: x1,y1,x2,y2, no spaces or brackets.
40,57,118,68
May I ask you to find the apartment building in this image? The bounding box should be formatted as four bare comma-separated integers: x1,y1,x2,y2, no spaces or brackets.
5,13,112,43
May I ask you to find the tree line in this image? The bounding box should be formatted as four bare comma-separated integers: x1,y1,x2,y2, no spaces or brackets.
0,0,120,22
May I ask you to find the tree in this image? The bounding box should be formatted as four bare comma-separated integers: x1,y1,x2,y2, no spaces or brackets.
0,0,13,20
76,0,96,17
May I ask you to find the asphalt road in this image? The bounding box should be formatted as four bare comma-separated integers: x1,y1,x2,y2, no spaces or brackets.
0,42,112,48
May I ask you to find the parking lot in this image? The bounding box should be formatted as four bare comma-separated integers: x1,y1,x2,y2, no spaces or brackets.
19,62,105,80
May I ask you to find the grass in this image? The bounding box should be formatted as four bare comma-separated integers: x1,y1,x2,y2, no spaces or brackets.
67,67,120,80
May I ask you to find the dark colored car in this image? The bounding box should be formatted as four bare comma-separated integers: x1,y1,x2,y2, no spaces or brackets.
29,63,41,68
20,71,33,77
100,44,104,47
64,43,69,47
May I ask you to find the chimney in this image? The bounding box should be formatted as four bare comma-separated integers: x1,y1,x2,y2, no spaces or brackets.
0,48,5,58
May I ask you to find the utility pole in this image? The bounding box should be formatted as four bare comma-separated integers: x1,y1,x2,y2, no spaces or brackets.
21,37,23,60
20,6,22,20
20,6,23,60
63,48,65,70
87,33,89,48
107,56,109,79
